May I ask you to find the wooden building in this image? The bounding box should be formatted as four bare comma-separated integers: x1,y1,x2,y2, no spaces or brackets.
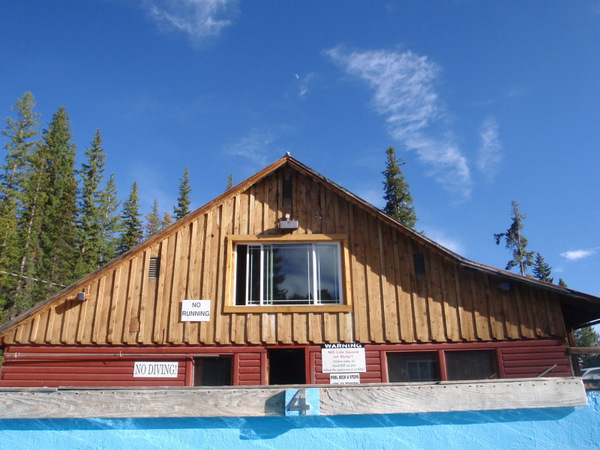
1,155,599,388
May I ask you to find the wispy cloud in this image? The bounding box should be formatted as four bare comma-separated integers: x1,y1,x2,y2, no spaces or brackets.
226,130,277,167
295,73,317,98
477,116,502,180
561,247,600,261
424,228,464,255
326,47,472,197
143,0,237,44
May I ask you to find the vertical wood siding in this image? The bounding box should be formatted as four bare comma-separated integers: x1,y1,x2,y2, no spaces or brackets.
1,166,567,347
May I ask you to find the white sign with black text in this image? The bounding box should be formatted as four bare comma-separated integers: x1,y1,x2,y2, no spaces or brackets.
330,373,361,384
321,343,366,373
133,361,179,378
180,300,211,322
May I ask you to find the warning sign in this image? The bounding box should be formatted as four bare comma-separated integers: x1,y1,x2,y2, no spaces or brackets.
321,343,366,373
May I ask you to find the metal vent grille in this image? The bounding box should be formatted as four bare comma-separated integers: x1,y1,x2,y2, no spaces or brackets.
149,257,160,279
413,253,426,277
282,178,293,203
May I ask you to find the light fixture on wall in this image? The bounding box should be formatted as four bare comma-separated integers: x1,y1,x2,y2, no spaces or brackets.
280,213,299,230
77,292,90,301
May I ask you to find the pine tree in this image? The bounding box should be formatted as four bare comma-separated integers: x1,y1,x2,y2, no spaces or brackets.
12,137,51,319
226,173,233,191
0,92,40,322
494,200,535,276
117,182,142,255
144,199,162,239
98,173,121,263
162,211,173,229
75,129,106,277
559,278,568,288
382,147,417,228
32,106,78,301
532,252,553,283
574,326,600,368
173,167,192,220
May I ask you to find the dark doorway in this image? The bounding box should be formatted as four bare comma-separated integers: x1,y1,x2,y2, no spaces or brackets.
268,348,306,385
194,357,232,386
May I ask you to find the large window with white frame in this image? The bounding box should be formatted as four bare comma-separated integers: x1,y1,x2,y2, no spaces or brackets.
234,242,343,306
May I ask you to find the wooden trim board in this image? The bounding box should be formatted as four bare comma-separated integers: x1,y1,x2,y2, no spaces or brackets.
0,377,586,419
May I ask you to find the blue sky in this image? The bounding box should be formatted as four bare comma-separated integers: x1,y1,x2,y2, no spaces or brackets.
1,1,599,297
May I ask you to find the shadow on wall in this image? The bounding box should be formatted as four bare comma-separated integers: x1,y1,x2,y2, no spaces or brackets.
0,406,576,437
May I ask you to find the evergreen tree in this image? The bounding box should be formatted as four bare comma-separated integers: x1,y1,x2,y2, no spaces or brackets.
144,199,162,239
494,200,535,276
117,182,142,255
382,146,417,228
98,173,121,263
226,173,233,191
532,252,553,283
0,92,40,322
559,278,568,288
574,326,600,368
32,106,78,301
173,167,191,220
162,211,173,229
12,138,51,319
75,129,106,277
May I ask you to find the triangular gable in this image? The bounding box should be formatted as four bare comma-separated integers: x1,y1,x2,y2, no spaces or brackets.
1,155,599,346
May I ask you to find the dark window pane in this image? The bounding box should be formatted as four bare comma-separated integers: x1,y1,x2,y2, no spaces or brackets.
446,351,497,381
235,245,247,305
267,244,312,303
316,244,340,303
248,245,261,305
387,352,439,382
194,357,232,386
268,348,306,385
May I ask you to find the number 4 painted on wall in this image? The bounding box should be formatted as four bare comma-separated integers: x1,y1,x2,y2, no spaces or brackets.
285,388,320,416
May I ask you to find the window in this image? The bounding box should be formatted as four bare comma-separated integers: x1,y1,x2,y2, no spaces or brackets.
446,351,497,381
194,357,232,386
235,242,343,306
268,348,306,385
387,350,499,382
387,352,439,382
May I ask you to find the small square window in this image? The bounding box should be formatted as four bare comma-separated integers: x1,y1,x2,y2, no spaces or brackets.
194,357,232,386
446,350,497,381
387,352,439,382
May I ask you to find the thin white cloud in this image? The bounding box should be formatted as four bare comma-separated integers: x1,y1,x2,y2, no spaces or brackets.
477,116,502,180
296,73,317,98
326,47,472,197
561,247,600,261
226,131,276,167
424,228,464,255
143,0,237,44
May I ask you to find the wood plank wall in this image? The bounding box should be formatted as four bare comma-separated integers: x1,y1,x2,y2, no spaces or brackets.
0,339,571,387
1,167,566,347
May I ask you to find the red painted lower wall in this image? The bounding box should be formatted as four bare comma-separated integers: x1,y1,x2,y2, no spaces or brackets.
0,339,572,388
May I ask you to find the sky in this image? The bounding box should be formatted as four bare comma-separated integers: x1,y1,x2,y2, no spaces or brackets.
0,1,599,298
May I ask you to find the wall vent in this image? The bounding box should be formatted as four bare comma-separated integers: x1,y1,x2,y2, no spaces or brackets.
282,178,293,204
413,253,426,277
149,257,160,279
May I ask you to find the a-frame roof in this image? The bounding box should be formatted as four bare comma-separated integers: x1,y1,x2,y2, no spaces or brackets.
1,154,599,341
